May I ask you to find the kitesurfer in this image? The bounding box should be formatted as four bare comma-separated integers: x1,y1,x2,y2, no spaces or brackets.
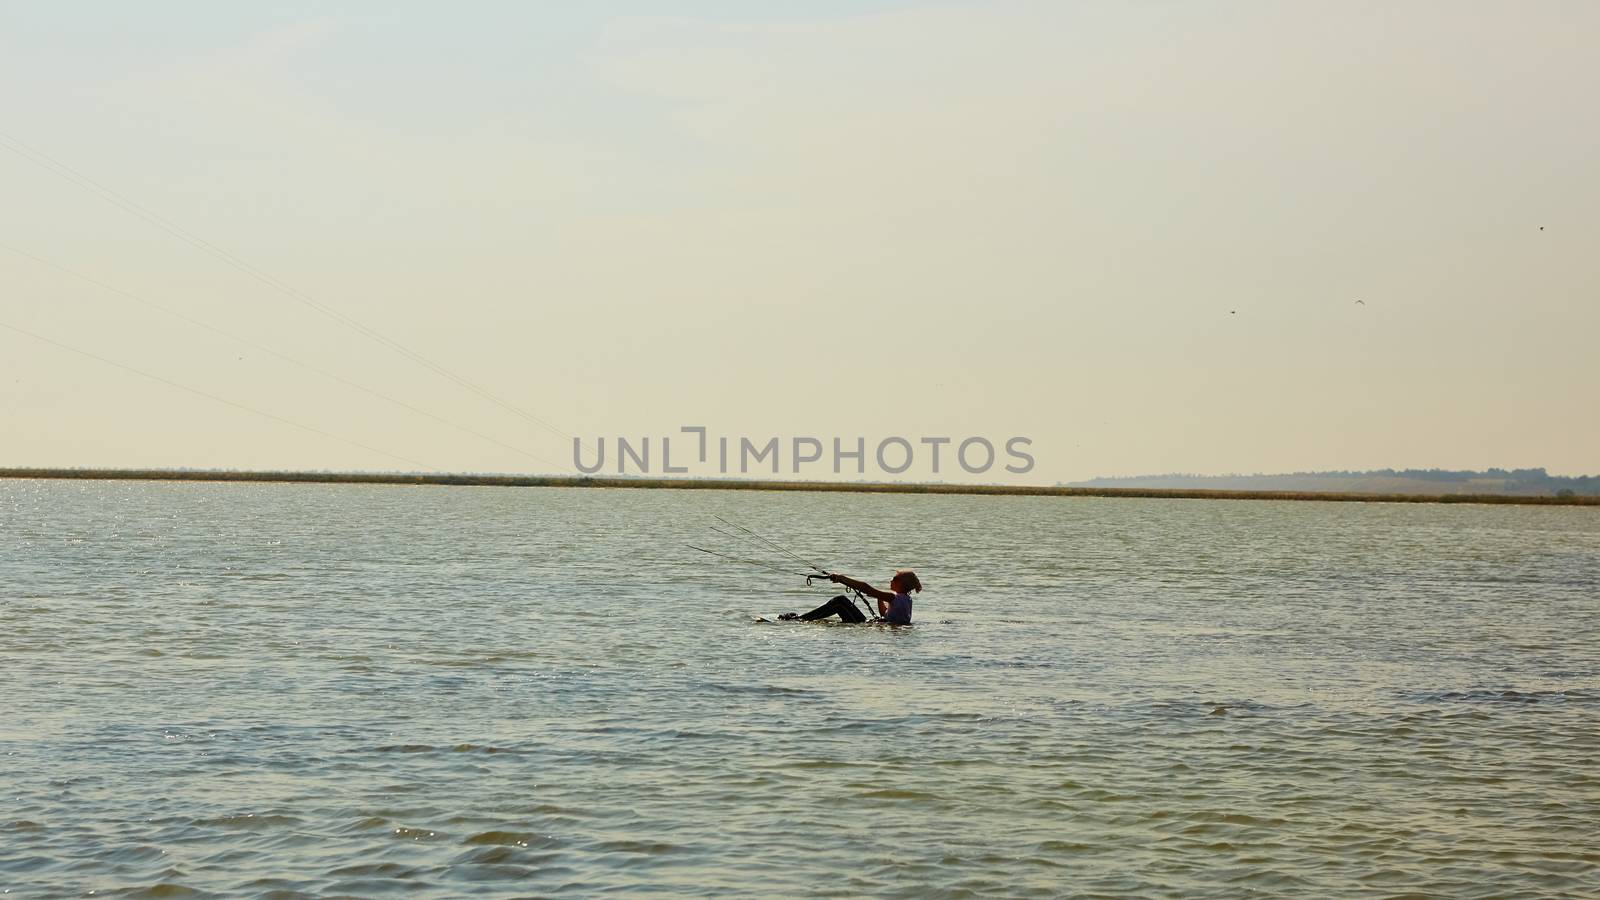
780,570,922,624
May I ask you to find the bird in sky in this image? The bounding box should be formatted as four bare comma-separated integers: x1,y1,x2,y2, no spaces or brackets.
1355,299,1365,306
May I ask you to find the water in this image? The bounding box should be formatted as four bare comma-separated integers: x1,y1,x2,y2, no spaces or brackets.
2,480,1598,897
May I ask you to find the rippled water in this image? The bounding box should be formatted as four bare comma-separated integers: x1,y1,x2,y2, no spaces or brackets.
2,480,1598,897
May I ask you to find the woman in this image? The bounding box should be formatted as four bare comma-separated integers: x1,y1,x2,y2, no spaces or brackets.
780,570,922,625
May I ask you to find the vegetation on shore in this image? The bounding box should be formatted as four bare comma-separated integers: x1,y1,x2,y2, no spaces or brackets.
2,467,1596,506
1073,467,1599,497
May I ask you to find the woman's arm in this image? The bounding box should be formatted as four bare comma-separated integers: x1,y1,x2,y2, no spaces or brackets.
829,573,894,602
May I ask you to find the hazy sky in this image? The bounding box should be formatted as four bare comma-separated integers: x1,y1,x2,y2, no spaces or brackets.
3,1,1596,483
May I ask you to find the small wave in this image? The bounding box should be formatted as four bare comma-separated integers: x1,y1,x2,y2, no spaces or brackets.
1190,812,1282,826
192,813,301,829
778,759,845,771
454,860,577,882
1035,839,1100,853
591,839,681,855
708,683,820,697
327,862,419,878
122,885,203,898
454,846,521,865
858,788,940,801
462,830,561,849
1072,789,1137,802
105,844,168,863
1408,688,1595,705
3,854,57,873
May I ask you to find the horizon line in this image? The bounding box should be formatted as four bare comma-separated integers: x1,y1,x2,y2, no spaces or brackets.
3,467,1596,507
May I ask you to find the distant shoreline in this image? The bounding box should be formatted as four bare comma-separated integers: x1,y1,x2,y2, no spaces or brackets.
3,467,1596,506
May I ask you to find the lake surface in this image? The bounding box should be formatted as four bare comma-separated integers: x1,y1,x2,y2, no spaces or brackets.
2,480,1597,897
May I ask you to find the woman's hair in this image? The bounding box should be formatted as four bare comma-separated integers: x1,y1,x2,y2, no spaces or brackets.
893,569,922,593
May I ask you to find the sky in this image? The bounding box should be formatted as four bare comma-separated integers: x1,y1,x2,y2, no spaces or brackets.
2,1,1596,483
